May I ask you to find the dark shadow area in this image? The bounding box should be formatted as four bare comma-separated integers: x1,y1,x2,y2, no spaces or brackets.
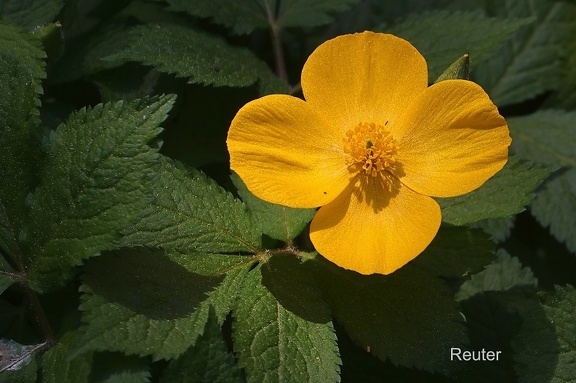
83,248,223,320
261,255,331,324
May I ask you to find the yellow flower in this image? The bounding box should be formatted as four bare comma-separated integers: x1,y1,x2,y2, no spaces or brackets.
227,32,511,275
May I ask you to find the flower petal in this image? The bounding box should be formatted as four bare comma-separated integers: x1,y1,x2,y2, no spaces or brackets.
394,80,511,197
227,94,350,208
310,175,441,275
301,31,428,135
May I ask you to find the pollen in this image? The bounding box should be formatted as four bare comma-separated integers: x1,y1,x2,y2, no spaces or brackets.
343,122,397,177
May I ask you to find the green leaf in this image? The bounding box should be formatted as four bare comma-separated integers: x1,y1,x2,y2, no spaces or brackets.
508,110,576,252
42,331,92,383
233,263,340,383
232,173,315,243
456,249,538,301
120,157,261,254
509,110,576,168
386,10,533,82
161,308,243,383
531,169,576,253
435,53,470,82
514,285,576,383
0,23,45,242
82,249,223,320
473,0,576,106
0,0,64,30
25,95,175,292
414,226,494,279
165,0,360,34
438,156,552,226
470,217,516,243
103,24,286,94
72,253,251,361
309,259,467,375
89,352,150,383
0,22,46,93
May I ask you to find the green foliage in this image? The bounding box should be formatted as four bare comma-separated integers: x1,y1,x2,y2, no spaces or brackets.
524,285,576,383
119,158,261,253
25,96,174,292
104,24,286,94
160,309,243,383
386,10,533,81
1,1,573,382
232,173,315,243
73,252,251,361
0,22,45,239
414,226,495,278
509,110,576,252
89,353,151,383
309,259,467,376
531,170,576,253
233,262,340,383
509,110,576,168
0,0,64,30
472,0,576,106
456,250,538,301
438,155,552,225
42,331,93,383
165,0,360,34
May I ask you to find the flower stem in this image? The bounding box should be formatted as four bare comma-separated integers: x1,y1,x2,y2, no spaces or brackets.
265,0,288,83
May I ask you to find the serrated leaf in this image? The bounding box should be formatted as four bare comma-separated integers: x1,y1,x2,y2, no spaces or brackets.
309,259,467,375
165,0,359,34
456,249,537,301
470,217,516,243
386,10,533,82
514,285,576,383
49,23,131,84
0,23,45,242
233,264,340,383
89,352,150,383
25,95,175,292
73,254,251,361
414,226,494,279
103,24,286,94
438,156,552,226
120,157,260,254
0,22,46,90
232,173,315,243
161,308,243,383
43,332,92,383
531,169,576,254
473,0,576,106
0,0,64,30
509,110,576,168
83,249,223,320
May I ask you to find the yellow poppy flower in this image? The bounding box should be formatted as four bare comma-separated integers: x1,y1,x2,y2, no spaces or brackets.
227,31,511,275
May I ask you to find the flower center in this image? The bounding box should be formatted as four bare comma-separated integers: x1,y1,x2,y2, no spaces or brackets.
343,122,397,177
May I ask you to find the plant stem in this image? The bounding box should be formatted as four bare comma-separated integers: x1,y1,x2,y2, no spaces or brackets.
25,284,55,346
265,1,288,84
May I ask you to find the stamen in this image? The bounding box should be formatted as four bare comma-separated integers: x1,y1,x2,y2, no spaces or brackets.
343,122,397,177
